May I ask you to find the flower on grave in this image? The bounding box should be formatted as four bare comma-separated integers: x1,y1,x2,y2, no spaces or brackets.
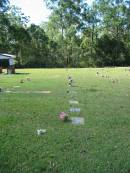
59,112,68,122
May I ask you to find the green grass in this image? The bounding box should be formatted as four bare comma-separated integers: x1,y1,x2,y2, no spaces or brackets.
0,68,130,173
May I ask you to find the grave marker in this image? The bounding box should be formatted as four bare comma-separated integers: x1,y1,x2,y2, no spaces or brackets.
71,117,84,125
69,100,79,104
70,108,81,112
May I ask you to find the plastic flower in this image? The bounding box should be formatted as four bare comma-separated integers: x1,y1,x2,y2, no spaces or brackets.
59,112,68,122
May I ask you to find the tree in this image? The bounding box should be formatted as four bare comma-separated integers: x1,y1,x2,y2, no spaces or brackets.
0,0,9,12
44,0,88,67
0,0,130,68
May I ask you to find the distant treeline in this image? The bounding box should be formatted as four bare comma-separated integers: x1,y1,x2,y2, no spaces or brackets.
0,0,130,67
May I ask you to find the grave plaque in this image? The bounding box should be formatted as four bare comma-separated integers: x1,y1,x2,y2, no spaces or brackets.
71,117,84,125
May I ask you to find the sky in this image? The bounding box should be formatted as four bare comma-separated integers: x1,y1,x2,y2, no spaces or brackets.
9,0,93,25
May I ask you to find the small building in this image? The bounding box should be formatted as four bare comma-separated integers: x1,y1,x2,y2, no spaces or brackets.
0,53,16,74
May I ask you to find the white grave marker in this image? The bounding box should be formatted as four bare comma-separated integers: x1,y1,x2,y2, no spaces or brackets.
37,129,46,135
71,117,84,125
70,108,81,112
13,86,20,88
69,100,79,104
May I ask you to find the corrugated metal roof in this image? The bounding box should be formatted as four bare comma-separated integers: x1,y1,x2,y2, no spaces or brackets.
0,53,16,59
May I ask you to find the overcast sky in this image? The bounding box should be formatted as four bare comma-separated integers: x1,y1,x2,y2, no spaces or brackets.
10,0,93,25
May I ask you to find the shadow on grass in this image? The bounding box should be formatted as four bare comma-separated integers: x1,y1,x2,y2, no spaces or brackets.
71,85,79,88
79,87,102,92
60,119,72,123
86,88,101,92
0,72,30,75
14,72,30,75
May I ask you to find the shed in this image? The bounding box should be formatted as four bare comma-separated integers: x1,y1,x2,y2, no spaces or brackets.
0,53,16,74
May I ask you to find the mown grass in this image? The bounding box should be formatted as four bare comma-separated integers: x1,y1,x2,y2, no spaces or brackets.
0,68,130,173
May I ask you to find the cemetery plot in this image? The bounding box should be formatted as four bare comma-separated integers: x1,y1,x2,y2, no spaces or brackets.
69,100,79,104
4,90,51,94
0,68,129,173
70,117,85,125
69,108,81,113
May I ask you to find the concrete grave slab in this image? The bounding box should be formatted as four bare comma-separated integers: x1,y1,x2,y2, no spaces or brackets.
33,91,51,94
69,100,79,104
70,108,81,112
4,90,51,94
37,129,46,135
71,117,84,125
13,86,20,88
5,90,12,93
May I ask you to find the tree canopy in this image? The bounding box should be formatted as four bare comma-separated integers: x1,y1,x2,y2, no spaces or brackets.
0,0,130,67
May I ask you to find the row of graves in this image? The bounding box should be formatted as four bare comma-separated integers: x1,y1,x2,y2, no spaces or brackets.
0,65,84,137
37,70,85,135
96,69,119,84
59,70,84,125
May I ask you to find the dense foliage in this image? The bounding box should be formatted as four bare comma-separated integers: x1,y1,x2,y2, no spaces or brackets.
0,0,130,67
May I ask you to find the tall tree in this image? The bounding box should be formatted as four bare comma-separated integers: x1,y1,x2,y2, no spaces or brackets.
0,0,9,12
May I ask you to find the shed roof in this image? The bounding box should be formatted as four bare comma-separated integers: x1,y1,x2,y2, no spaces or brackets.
0,53,16,59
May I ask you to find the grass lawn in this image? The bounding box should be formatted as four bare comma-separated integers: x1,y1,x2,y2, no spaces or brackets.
0,68,130,173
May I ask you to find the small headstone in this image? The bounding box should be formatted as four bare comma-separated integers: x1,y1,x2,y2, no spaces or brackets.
5,90,11,93
37,129,46,135
70,108,80,112
68,78,73,83
20,79,24,83
13,86,20,88
34,91,51,94
69,100,79,104
71,117,84,125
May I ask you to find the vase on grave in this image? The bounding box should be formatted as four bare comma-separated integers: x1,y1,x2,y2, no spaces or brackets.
59,112,68,122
